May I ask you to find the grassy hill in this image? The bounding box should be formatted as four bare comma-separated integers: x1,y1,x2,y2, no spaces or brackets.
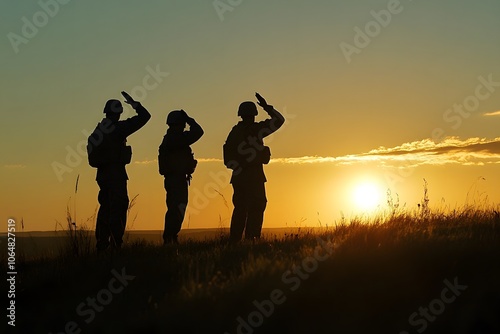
5,208,500,334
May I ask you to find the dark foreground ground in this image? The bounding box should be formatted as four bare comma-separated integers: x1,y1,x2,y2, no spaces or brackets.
3,212,500,334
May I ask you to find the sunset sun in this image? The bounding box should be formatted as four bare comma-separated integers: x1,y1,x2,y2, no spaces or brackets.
352,182,383,212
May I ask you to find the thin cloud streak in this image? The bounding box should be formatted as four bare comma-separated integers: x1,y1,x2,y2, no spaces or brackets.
134,159,156,165
483,110,500,116
271,137,500,167
134,158,222,165
197,158,223,163
133,137,500,168
4,164,27,169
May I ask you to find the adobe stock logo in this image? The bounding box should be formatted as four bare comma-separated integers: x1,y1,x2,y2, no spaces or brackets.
340,0,412,64
432,74,500,142
213,0,244,22
399,277,467,334
225,236,337,334
7,0,73,54
48,267,135,334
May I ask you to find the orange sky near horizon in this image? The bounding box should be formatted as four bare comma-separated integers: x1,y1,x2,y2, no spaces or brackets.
1,1,500,232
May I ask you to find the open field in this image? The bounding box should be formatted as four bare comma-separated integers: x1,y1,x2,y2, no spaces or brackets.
1,228,299,260
3,209,500,334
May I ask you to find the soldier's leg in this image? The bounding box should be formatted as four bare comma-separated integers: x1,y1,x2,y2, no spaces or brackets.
96,180,111,251
245,182,267,240
164,174,188,243
230,182,248,241
108,180,129,248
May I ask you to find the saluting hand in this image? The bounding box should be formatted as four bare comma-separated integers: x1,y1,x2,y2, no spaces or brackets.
121,91,140,108
255,92,269,108
181,109,195,124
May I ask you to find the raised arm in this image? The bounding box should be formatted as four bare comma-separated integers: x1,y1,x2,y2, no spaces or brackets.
256,92,285,137
184,111,204,145
120,91,152,137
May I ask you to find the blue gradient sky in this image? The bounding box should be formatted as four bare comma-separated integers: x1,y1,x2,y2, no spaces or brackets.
1,0,500,232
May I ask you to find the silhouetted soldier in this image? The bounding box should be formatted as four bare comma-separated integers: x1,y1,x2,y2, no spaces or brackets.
223,93,285,241
87,92,151,251
158,110,204,244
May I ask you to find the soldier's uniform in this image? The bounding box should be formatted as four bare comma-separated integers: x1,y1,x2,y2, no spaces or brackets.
225,99,285,241
91,100,150,251
159,111,204,244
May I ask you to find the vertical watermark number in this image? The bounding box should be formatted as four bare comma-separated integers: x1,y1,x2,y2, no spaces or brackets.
7,218,17,327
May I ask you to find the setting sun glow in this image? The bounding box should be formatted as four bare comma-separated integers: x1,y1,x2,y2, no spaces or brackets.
352,183,382,212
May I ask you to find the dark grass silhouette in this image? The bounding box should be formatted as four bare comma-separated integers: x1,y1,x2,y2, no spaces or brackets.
7,205,500,334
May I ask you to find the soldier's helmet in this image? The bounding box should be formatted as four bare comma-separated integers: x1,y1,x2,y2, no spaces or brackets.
103,99,123,114
166,110,186,125
238,101,258,116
